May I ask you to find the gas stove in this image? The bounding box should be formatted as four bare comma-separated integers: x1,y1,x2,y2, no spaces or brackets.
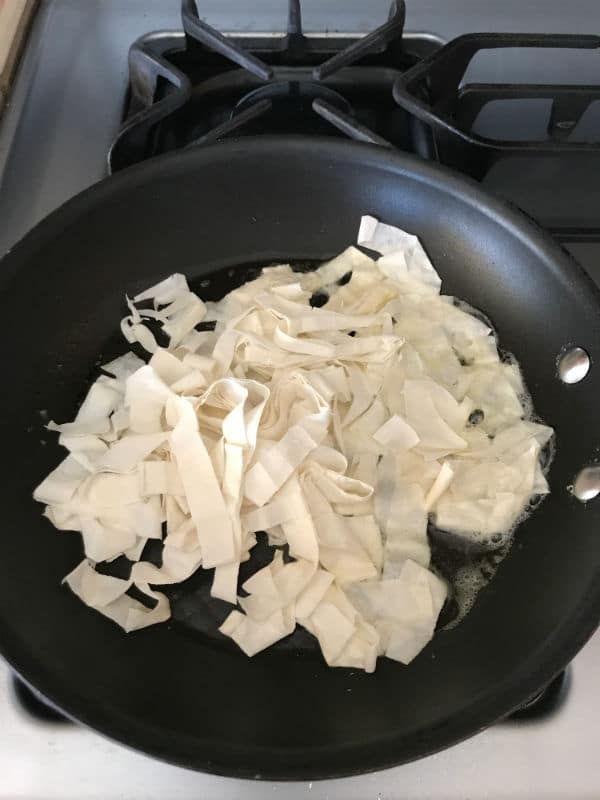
1,1,600,797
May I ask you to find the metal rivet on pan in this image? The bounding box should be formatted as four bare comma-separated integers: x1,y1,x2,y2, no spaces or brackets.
558,346,590,384
572,466,600,502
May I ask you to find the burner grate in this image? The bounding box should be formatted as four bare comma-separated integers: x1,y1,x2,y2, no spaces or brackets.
108,0,439,173
393,32,600,180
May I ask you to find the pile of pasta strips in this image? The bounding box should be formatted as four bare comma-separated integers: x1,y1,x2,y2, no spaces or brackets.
34,216,552,672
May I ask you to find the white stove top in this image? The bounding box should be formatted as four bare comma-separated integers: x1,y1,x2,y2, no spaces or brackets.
1,2,600,797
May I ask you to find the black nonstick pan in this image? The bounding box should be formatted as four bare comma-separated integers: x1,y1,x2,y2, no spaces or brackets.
0,137,599,779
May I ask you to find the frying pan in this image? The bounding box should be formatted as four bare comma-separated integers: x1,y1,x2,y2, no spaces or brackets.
0,137,599,779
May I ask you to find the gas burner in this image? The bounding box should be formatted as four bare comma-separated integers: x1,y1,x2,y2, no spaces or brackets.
109,0,600,242
108,0,441,173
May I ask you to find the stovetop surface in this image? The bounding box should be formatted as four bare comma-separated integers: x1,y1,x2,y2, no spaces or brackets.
1,1,600,798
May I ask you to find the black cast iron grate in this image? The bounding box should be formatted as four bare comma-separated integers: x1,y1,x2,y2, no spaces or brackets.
392,33,600,241
108,0,442,173
393,33,600,181
109,3,600,243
